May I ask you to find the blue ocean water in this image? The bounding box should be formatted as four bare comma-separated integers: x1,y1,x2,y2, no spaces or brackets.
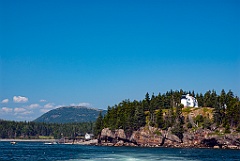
0,142,239,161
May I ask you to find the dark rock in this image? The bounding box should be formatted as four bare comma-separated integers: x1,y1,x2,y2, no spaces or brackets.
200,138,218,147
98,127,240,149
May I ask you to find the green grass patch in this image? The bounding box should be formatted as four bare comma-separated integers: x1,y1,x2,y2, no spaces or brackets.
182,107,192,114
39,136,54,139
192,108,199,111
203,107,212,113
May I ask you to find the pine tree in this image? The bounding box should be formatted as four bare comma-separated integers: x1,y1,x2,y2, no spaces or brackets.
134,105,145,130
171,104,184,143
204,90,212,107
197,93,204,107
226,90,234,107
149,93,156,124
213,105,224,126
156,109,164,128
145,92,150,105
220,89,226,108
94,111,103,137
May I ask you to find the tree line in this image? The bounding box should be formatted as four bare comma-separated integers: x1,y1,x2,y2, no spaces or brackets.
0,120,93,139
1,89,239,140
95,89,240,140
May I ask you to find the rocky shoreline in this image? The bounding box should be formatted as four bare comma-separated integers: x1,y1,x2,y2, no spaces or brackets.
97,127,240,149
2,126,239,150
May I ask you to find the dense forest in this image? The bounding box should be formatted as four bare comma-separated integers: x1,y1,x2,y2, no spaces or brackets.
1,89,240,140
95,89,240,139
0,121,94,139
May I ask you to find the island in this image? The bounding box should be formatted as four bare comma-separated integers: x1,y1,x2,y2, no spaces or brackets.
94,90,240,149
1,89,239,149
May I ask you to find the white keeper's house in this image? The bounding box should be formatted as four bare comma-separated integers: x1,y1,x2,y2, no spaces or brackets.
181,94,198,107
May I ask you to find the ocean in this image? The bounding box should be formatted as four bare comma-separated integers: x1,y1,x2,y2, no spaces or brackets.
0,142,239,161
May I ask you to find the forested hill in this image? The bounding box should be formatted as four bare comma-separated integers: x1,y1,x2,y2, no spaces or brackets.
34,106,106,123
95,89,240,139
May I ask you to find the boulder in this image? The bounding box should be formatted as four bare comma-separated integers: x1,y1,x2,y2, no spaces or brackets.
130,127,163,145
101,128,114,138
115,129,126,140
99,126,240,149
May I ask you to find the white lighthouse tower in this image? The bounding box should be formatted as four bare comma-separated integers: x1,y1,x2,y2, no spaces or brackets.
181,94,198,107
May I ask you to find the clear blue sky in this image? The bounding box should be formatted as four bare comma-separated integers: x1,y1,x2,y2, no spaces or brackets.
0,0,239,121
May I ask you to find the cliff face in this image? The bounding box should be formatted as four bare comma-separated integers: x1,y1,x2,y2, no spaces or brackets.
99,126,240,149
130,126,165,145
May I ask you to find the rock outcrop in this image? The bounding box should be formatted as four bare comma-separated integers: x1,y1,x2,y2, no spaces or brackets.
98,126,240,149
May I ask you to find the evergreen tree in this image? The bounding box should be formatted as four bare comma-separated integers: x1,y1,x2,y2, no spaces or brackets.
164,93,171,109
211,90,218,108
225,97,240,127
204,90,212,107
197,93,204,107
156,109,164,128
226,90,234,107
163,107,175,129
220,89,226,108
149,93,156,124
171,104,184,142
94,111,103,137
145,92,150,105
156,93,164,108
213,105,225,126
134,104,145,130
192,90,195,97
143,92,150,111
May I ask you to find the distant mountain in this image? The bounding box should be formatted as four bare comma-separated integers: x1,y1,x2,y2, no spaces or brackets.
34,106,106,123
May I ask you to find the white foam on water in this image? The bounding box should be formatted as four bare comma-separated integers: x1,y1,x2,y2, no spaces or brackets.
64,152,200,161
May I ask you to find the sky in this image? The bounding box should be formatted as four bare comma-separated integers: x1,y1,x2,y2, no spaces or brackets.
0,0,239,121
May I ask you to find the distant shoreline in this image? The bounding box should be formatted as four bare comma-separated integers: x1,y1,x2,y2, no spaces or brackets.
0,139,58,142
0,139,98,145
